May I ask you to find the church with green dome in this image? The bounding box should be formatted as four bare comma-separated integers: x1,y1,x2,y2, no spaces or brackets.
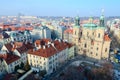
72,15,111,60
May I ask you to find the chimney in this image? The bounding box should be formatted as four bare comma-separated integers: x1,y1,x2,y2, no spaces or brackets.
43,45,46,49
38,45,41,49
11,42,15,48
25,40,28,44
34,43,37,47
48,44,50,48
48,41,51,45
51,43,54,47
58,39,61,42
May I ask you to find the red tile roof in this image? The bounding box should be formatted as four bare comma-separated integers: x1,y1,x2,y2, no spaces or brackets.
104,35,111,41
64,28,73,34
28,39,72,58
5,43,13,51
5,42,34,54
5,53,20,64
16,45,28,54
28,44,57,58
0,53,7,59
54,40,68,52
35,39,51,46
16,42,34,54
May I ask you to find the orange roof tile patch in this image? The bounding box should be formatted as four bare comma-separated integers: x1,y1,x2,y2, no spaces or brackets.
104,35,111,41
29,39,72,58
5,54,20,64
5,42,33,53
35,39,51,46
28,44,57,58
5,43,13,51
64,28,73,34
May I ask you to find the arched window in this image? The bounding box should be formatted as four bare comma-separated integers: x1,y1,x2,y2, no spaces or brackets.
84,43,87,48
98,33,100,38
105,48,107,52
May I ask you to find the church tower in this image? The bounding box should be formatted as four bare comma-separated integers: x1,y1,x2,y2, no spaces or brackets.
72,16,80,54
100,15,104,27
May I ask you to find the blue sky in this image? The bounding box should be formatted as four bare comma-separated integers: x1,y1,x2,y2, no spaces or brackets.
0,0,120,17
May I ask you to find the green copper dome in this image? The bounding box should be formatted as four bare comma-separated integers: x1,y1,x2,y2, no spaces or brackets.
74,16,80,28
83,23,97,29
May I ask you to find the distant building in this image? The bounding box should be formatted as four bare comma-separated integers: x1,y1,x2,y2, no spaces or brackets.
0,51,7,79
72,15,111,60
56,26,67,39
27,39,74,74
64,28,73,43
1,42,33,65
0,52,20,77
1,30,32,44
31,26,51,41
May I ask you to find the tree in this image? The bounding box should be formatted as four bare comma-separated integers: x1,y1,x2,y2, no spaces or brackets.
51,30,58,40
39,70,47,77
14,65,20,72
24,60,31,71
92,62,113,80
20,62,24,69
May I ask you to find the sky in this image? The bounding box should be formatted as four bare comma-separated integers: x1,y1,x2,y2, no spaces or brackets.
0,0,120,17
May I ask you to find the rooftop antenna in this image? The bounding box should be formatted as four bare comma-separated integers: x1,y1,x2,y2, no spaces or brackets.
76,10,79,16
101,8,104,15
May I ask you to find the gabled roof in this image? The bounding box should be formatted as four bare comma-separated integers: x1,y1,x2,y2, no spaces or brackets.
5,53,20,64
28,39,73,58
5,43,13,51
16,45,28,54
4,42,34,54
28,44,57,58
35,39,51,46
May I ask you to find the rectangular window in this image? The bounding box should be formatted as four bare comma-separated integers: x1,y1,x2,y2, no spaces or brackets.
90,52,93,54
96,48,98,51
84,44,87,48
98,33,100,38
87,32,89,36
96,53,98,56
105,48,107,52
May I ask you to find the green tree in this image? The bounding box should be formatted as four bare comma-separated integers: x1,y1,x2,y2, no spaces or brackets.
39,70,47,77
20,62,24,69
24,60,31,71
14,65,20,72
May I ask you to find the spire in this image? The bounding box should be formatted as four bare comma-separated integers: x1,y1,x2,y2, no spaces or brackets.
75,16,80,26
100,8,105,27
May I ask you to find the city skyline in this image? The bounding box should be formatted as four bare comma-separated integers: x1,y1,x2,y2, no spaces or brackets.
0,0,120,17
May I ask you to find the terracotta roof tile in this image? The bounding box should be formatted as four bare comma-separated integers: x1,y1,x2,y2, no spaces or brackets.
28,45,57,58
5,43,13,51
29,39,71,58
64,28,73,34
35,39,51,46
5,54,20,64
104,35,111,41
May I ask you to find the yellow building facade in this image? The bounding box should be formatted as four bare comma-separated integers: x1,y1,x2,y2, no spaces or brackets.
73,16,111,60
